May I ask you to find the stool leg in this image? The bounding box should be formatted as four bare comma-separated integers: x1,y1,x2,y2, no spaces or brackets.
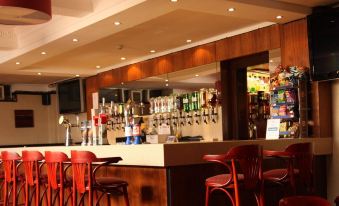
3,181,8,206
123,186,129,206
205,186,210,206
106,193,111,206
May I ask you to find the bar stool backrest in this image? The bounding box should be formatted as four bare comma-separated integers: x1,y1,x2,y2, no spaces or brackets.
45,151,69,190
285,143,313,189
226,144,263,190
22,150,44,186
71,150,97,194
1,151,21,182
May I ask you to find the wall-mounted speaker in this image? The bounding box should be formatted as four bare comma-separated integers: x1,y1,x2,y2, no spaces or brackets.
42,93,51,105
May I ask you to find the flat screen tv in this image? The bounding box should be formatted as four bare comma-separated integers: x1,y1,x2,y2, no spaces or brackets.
57,79,86,114
308,7,339,81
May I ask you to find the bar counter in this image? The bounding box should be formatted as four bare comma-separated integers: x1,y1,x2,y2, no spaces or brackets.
0,138,332,206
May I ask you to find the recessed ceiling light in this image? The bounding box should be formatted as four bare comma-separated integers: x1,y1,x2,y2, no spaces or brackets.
16,62,20,65
195,74,199,77
228,8,235,12
121,82,124,85
96,65,101,69
171,0,178,2
186,39,192,43
37,72,42,75
269,59,274,63
41,51,47,55
72,38,79,42
150,50,156,53
121,57,126,60
165,79,169,82
276,15,283,19
114,21,121,26
76,74,80,77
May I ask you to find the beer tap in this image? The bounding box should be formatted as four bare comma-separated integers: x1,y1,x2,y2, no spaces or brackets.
58,115,79,146
185,111,192,126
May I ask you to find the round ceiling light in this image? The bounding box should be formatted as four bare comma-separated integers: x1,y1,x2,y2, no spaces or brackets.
0,0,52,25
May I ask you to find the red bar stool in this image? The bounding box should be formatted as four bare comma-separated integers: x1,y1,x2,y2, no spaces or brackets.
203,144,264,206
45,151,72,206
279,195,330,206
71,150,129,206
263,142,313,195
1,151,24,206
21,150,47,206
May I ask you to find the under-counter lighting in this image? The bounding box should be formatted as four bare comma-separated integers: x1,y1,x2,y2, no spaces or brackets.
72,38,79,42
276,15,283,19
114,21,121,26
269,59,274,63
195,74,199,77
75,74,80,77
186,39,192,43
37,72,42,75
41,51,47,55
121,82,124,85
96,65,101,69
16,62,20,65
165,79,169,82
150,50,156,53
165,83,169,87
228,8,235,12
121,57,126,60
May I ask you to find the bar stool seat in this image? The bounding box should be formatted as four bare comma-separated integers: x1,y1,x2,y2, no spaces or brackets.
279,196,330,206
263,169,299,182
206,174,244,187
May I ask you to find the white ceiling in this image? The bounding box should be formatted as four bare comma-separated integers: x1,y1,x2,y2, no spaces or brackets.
0,0,334,84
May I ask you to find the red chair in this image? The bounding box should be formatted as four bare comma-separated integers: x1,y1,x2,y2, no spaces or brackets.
263,143,313,195
71,150,129,206
279,196,330,206
203,144,264,206
21,150,47,206
45,151,72,206
1,151,24,206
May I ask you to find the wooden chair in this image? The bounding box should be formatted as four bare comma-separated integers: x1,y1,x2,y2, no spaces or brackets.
1,151,24,206
279,195,330,206
71,150,129,206
21,150,48,206
203,144,264,206
45,151,72,206
263,142,313,195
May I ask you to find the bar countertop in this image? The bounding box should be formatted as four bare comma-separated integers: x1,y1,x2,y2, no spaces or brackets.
0,138,332,167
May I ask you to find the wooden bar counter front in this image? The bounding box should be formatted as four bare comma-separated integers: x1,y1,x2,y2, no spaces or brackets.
0,138,332,206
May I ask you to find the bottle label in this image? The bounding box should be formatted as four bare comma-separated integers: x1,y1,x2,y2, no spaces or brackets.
133,125,141,136
183,98,188,104
192,97,197,102
125,126,132,136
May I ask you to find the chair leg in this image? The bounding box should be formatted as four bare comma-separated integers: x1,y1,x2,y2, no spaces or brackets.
123,186,129,206
4,182,8,206
106,193,111,206
205,186,210,206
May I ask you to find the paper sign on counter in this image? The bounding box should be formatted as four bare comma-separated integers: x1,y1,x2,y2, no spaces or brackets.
266,119,281,140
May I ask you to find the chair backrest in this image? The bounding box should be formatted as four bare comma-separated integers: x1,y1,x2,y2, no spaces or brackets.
71,150,97,194
22,150,44,186
285,143,313,188
226,144,263,190
45,151,69,190
1,151,21,182
279,196,330,206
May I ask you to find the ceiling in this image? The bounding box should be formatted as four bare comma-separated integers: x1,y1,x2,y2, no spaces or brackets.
0,0,336,85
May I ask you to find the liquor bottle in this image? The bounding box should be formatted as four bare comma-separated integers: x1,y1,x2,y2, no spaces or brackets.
183,94,190,112
191,91,200,111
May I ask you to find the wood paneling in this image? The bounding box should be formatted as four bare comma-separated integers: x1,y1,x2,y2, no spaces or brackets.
281,18,310,67
106,166,167,206
184,43,216,68
126,63,142,82
311,81,332,137
141,58,157,78
172,51,185,72
97,69,119,88
156,55,174,74
85,75,98,119
216,24,280,61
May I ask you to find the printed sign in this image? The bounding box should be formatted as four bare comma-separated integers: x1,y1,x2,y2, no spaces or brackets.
266,119,281,140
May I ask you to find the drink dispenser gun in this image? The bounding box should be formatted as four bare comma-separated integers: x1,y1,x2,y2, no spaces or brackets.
59,115,79,146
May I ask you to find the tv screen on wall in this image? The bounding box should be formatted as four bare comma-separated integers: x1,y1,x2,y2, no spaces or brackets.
308,7,339,81
57,79,86,114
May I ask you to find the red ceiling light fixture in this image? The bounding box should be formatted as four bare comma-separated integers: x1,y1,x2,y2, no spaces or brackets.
0,0,52,25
